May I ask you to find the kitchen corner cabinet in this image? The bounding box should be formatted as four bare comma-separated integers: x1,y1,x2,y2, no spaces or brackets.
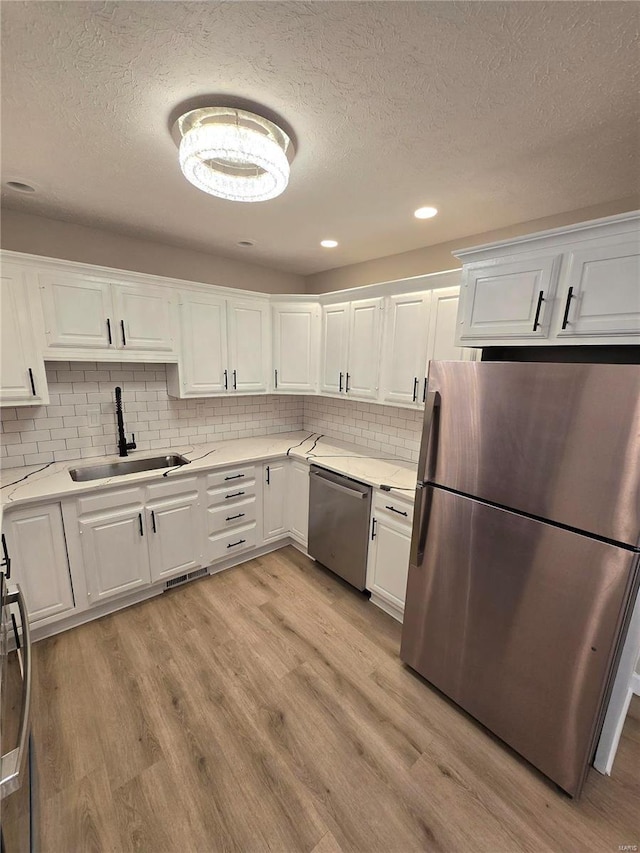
366,491,414,622
0,264,49,406
2,503,75,626
320,297,383,399
37,270,177,356
262,460,289,542
167,293,270,398
272,302,320,393
287,460,310,547
145,477,203,583
454,213,640,346
77,487,152,604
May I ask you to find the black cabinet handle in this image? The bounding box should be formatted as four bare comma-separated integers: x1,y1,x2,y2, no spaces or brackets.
274,369,278,389
339,372,343,392
120,320,127,346
371,518,377,540
224,473,244,481
422,378,427,404
226,513,245,521
227,539,246,549
233,369,237,390
106,318,112,345
412,377,418,402
1,533,11,579
266,465,270,485
386,504,408,517
138,513,144,536
561,286,574,330
28,368,36,396
151,510,157,533
225,491,245,499
224,369,228,390
345,373,350,393
532,290,545,331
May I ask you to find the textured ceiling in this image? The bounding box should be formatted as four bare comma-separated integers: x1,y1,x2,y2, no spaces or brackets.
1,1,638,275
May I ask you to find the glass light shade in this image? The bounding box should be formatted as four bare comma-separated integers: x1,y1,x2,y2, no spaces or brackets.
179,122,290,202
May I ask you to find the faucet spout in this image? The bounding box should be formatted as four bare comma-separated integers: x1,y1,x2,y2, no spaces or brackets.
115,386,136,457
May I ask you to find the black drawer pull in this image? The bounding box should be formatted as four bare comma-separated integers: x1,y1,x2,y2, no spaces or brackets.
138,513,144,536
224,369,228,390
224,474,245,481
233,369,237,390
225,491,245,499
412,377,418,402
1,533,11,579
345,372,350,393
226,513,245,521
274,368,278,388
106,318,112,344
120,319,127,346
532,290,544,331
386,505,408,517
339,372,343,392
266,465,270,485
371,518,377,540
561,286,574,330
28,367,36,396
227,539,246,549
151,510,157,533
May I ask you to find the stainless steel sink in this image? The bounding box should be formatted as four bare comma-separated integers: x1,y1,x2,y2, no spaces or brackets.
69,454,189,482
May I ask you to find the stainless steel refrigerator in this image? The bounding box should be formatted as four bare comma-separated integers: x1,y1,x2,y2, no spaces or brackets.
400,361,640,797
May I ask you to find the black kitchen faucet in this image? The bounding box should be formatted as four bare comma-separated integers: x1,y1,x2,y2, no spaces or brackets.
115,386,136,457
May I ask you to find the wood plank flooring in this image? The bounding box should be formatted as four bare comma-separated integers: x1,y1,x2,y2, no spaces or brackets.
32,546,640,853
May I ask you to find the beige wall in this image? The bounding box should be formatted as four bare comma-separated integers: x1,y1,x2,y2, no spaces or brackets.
305,196,640,293
0,208,305,294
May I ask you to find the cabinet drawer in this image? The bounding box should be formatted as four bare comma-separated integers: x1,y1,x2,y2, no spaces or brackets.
208,524,257,562
76,486,145,517
373,492,414,526
206,466,256,488
207,497,257,534
146,476,200,502
207,481,257,507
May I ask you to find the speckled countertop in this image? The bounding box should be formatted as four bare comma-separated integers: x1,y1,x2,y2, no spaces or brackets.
0,431,417,518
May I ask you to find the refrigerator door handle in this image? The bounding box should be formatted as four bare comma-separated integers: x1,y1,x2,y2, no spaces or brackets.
416,390,441,484
410,482,433,568
1,585,32,798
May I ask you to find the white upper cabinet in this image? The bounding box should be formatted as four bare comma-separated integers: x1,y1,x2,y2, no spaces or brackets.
272,302,320,393
38,269,177,356
320,298,382,399
458,254,561,341
554,239,640,337
111,283,175,352
320,302,350,394
170,291,228,396
227,299,270,394
1,264,49,406
380,292,431,406
455,213,640,347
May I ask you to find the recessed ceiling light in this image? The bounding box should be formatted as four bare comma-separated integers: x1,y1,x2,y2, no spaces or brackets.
5,180,36,193
320,239,338,248
237,240,255,247
414,206,438,219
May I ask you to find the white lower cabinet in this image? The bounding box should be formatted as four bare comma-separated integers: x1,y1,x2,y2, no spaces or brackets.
287,460,309,547
77,487,152,604
263,460,289,542
366,491,414,621
2,503,74,625
145,477,202,582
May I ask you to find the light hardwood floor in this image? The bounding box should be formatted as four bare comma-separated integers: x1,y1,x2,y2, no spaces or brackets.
33,546,639,853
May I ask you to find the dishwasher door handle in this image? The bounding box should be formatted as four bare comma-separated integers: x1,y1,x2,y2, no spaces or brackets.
310,471,368,499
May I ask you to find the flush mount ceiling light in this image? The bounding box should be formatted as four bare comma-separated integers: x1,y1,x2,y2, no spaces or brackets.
174,106,295,203
320,239,338,248
414,206,438,219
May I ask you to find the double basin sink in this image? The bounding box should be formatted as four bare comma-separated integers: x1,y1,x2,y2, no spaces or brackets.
69,454,189,482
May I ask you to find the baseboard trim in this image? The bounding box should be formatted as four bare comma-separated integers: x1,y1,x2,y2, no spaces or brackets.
369,591,404,623
631,672,640,697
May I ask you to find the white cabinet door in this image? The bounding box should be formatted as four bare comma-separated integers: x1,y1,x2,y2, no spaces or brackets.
320,303,349,394
459,255,561,341
367,515,411,619
227,299,270,393
380,292,431,406
555,240,640,337
38,271,114,349
3,504,74,625
272,303,320,393
346,297,383,399
263,460,288,542
287,460,309,546
112,283,175,352
79,504,151,604
176,292,228,395
146,492,202,583
1,265,48,405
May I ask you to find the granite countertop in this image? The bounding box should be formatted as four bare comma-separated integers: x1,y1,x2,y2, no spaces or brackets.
0,431,417,516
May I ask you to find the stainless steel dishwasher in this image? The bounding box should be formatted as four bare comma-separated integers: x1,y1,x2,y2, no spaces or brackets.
308,465,372,591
